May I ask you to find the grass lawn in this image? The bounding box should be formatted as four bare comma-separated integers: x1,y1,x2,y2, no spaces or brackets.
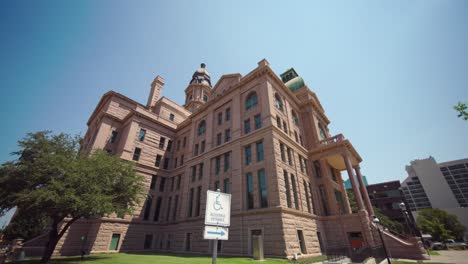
427,250,440,256
18,253,326,264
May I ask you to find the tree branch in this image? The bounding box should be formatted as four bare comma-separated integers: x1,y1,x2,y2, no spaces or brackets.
57,216,80,239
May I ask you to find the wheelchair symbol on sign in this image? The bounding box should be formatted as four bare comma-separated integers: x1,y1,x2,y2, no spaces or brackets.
213,193,223,211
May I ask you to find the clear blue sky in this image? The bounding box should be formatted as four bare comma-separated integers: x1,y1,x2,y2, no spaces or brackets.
1,0,467,187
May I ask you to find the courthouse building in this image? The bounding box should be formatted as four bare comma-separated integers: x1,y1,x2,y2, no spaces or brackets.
37,59,425,259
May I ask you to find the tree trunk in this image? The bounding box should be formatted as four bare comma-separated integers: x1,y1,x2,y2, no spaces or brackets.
40,217,79,263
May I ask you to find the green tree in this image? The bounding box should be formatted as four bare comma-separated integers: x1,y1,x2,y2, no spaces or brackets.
3,209,49,241
416,208,466,241
346,189,358,213
373,207,404,234
454,102,468,120
0,131,144,263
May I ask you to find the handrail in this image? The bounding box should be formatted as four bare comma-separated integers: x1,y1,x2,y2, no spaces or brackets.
318,134,345,146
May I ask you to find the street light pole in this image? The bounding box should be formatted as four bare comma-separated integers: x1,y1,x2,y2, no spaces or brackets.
399,202,413,236
373,217,391,264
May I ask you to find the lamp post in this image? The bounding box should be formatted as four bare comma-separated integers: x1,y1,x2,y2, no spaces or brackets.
373,216,391,264
399,202,413,236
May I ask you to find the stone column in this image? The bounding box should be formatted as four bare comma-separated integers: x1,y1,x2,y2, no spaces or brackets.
354,166,374,216
343,154,364,211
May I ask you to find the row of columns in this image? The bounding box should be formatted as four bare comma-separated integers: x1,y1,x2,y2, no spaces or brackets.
342,154,374,217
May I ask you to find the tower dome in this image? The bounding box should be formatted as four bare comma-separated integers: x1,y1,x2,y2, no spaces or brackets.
190,63,212,86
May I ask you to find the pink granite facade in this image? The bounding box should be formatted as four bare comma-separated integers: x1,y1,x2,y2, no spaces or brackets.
38,59,426,259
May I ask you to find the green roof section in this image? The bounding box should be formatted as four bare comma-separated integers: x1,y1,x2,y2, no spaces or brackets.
280,68,305,92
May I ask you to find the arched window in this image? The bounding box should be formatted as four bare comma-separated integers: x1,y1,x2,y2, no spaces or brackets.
318,123,327,140
203,94,208,102
198,120,206,136
245,92,258,110
292,110,299,125
274,93,283,112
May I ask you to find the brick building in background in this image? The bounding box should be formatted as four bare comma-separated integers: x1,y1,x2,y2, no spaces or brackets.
26,59,426,259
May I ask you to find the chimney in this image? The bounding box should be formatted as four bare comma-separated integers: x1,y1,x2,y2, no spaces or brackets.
147,75,164,109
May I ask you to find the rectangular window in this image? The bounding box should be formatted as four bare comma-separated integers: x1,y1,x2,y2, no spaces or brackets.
144,234,153,249
159,177,166,192
176,175,181,190
256,141,264,162
254,114,262,129
217,133,222,146
188,188,194,217
224,178,230,193
138,129,146,141
294,131,299,142
299,156,304,172
284,170,292,208
319,185,329,216
224,152,230,172
276,116,281,128
291,174,299,210
133,148,141,161
194,144,199,156
201,140,205,153
199,163,204,180
218,112,223,125
283,121,288,134
169,113,175,121
155,154,162,167
247,173,254,209
180,155,184,166
153,197,162,222
304,180,311,213
195,186,201,216
297,230,306,254
166,196,172,221
191,166,196,182
258,169,268,208
170,177,175,191
143,197,152,220
159,137,166,149
163,158,170,169
150,175,157,190
309,182,316,215
225,129,231,142
177,140,181,151
225,108,231,121
300,136,304,146
245,145,252,165
167,140,173,152
330,167,337,182
314,161,322,178
215,156,221,175
280,143,285,162
287,148,293,165
244,119,251,134
110,131,118,143
183,137,187,147
173,195,179,221
174,158,178,169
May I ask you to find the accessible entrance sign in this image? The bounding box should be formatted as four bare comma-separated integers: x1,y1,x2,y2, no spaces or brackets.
204,225,229,240
204,190,231,227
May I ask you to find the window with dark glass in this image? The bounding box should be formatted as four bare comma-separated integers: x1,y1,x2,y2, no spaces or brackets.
217,133,222,146
291,174,299,209
292,110,299,125
203,95,208,102
330,167,337,182
299,156,304,172
314,161,322,178
198,120,206,136
225,129,231,142
195,186,201,216
138,129,146,141
304,180,311,213
143,197,152,220
166,197,172,221
163,158,169,169
201,140,205,153
218,112,223,125
284,170,292,208
150,175,157,190
319,185,329,216
274,93,283,111
110,131,118,143
153,197,163,221
245,92,258,110
283,121,288,134
167,140,173,152
256,141,264,161
244,119,251,134
183,137,187,147
280,143,286,162
258,169,268,208
287,148,293,165
309,182,316,214
133,148,141,161
159,136,166,149
188,188,194,217
191,166,196,182
170,177,175,191
318,123,327,140
194,144,199,156
169,113,175,121
300,135,304,146
247,173,254,209
177,140,181,151
144,234,153,249
294,131,299,142
180,155,184,166
225,108,231,121
173,195,179,221
245,145,252,165
159,177,166,192
198,163,204,180
224,178,230,193
155,154,162,167
215,156,221,175
254,114,262,129
276,116,282,128
224,152,230,172
176,175,181,190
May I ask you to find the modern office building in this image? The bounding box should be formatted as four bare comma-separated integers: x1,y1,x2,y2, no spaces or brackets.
401,157,468,239
25,60,425,259
367,181,406,224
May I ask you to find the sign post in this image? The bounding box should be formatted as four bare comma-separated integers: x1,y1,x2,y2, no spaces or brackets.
204,189,231,264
